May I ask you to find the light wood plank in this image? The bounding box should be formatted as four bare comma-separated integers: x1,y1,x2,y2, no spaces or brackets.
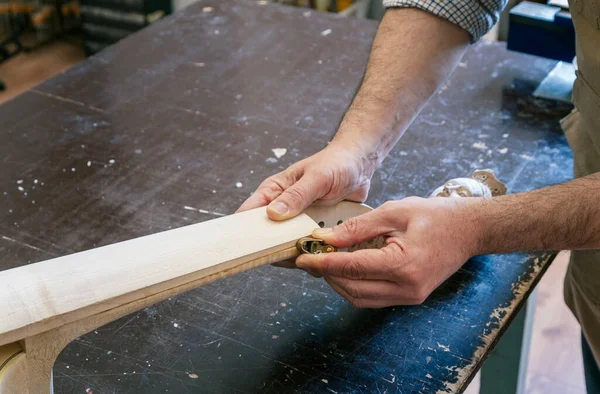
0,202,376,393
0,207,318,347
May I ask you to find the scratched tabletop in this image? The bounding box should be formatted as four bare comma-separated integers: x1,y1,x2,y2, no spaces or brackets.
0,1,574,393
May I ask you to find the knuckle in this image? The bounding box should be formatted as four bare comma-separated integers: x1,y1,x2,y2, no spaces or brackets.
312,170,332,186
339,216,360,236
402,196,426,209
344,282,362,299
265,172,286,184
341,260,367,280
378,201,403,220
379,201,397,212
411,216,433,233
380,245,405,278
260,175,285,192
313,175,335,199
283,185,307,204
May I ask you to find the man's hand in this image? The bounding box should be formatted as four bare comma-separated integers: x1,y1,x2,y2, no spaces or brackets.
294,172,600,308
296,197,479,308
237,9,470,221
237,144,377,220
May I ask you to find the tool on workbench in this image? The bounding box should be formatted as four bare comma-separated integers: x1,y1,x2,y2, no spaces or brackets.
296,237,337,254
431,169,507,198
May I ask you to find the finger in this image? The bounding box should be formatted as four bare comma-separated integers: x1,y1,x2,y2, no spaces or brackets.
236,172,297,213
273,260,324,278
324,277,400,309
237,191,274,213
267,174,328,221
311,183,370,206
296,245,402,280
325,275,400,300
311,208,395,248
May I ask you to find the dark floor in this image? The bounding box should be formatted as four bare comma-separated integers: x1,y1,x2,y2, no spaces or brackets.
0,37,85,105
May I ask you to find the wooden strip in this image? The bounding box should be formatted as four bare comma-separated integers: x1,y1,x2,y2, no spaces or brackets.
0,207,318,346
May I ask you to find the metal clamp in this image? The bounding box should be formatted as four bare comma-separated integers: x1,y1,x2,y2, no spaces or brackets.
296,237,336,255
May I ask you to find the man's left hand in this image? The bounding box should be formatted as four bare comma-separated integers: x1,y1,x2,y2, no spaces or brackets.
296,197,481,308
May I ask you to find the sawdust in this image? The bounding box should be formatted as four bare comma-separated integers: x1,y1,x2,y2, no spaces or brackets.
472,142,488,151
272,148,287,159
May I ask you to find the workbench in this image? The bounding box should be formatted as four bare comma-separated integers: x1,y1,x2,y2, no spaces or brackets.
0,0,574,392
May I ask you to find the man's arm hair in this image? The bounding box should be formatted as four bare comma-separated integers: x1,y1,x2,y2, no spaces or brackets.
466,173,600,253
329,8,470,170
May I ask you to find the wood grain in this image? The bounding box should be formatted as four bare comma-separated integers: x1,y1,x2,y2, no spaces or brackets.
0,201,376,394
0,207,318,347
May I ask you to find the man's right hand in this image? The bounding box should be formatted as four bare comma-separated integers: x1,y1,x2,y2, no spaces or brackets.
236,143,377,221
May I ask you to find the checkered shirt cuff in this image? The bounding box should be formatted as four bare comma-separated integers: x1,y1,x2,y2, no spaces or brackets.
382,0,506,42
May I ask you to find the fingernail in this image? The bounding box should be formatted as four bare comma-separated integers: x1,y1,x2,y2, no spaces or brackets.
313,228,332,238
270,202,288,216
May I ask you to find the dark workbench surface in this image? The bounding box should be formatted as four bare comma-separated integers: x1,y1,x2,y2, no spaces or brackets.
0,1,574,393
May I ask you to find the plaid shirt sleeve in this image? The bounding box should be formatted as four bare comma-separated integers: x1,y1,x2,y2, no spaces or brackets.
382,0,507,42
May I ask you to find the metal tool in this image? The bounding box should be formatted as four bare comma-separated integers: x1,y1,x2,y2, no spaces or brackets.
296,237,336,254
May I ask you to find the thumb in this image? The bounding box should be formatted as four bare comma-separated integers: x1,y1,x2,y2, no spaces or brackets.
312,208,393,248
266,175,327,220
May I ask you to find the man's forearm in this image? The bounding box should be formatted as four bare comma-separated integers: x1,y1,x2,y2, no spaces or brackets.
331,8,470,167
464,173,600,254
